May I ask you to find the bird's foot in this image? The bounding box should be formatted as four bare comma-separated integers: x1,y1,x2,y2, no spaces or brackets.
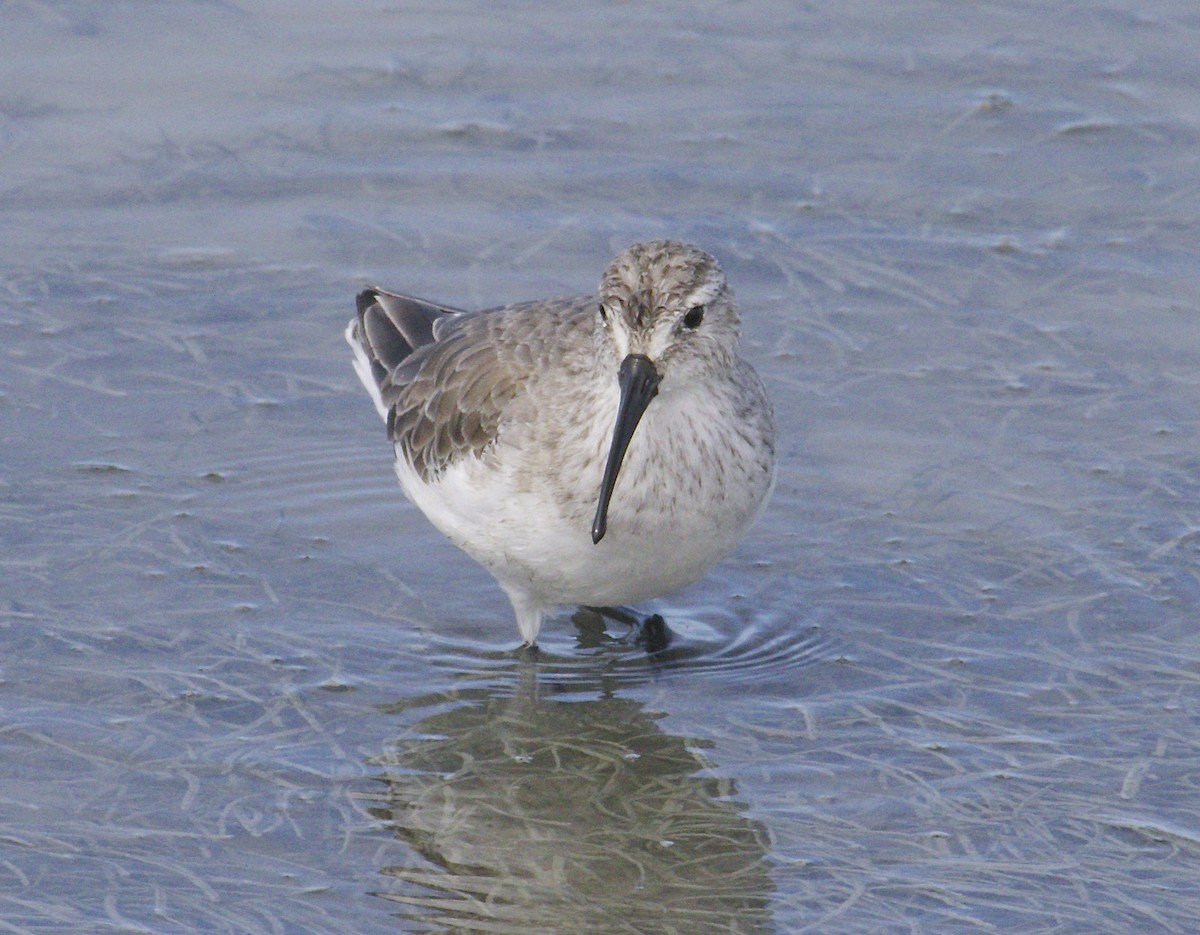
574,606,672,652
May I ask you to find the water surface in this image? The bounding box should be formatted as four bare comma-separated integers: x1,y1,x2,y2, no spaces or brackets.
3,2,1200,931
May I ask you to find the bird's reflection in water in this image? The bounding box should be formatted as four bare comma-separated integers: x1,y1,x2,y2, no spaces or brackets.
362,651,774,933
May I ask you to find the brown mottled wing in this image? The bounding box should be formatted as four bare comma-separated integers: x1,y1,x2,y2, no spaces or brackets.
356,289,593,481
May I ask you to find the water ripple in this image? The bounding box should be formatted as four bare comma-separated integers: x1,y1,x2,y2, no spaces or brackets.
414,606,839,694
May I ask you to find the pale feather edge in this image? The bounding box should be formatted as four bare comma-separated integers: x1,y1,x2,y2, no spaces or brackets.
344,318,389,422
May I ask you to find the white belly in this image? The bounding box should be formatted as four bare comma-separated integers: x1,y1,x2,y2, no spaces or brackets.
393,387,773,612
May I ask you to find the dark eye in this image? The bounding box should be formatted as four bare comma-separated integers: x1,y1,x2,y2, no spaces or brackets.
682,305,705,329
598,303,608,323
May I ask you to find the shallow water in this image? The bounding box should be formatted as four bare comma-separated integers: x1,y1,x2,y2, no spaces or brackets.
4,1,1200,931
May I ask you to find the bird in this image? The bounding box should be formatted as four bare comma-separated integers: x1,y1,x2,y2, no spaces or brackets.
345,240,776,646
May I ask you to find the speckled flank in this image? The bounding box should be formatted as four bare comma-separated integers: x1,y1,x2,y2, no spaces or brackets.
347,241,776,645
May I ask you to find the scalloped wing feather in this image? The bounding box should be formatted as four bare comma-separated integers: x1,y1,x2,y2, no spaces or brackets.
351,291,594,482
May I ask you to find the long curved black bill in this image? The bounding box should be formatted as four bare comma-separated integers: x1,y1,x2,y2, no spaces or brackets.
592,354,661,543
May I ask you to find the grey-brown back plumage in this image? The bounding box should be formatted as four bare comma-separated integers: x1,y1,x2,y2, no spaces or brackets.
352,288,593,481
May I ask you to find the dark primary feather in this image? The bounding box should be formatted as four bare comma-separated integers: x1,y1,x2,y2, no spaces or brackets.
355,289,462,373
